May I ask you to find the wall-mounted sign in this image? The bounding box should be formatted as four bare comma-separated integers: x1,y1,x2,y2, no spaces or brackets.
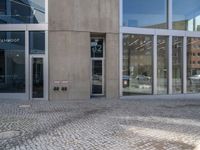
61,81,68,84
0,32,25,51
53,81,60,84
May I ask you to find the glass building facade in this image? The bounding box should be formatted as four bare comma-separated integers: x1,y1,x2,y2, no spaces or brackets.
0,0,45,24
121,0,200,96
1,0,200,100
0,0,47,100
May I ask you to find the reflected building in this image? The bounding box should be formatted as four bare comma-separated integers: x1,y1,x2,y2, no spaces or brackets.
0,0,45,24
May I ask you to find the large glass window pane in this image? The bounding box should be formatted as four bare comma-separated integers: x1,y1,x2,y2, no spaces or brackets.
123,0,168,29
173,0,200,31
0,32,25,93
29,31,45,54
123,34,153,95
157,36,168,94
187,37,200,93
172,37,183,94
0,0,45,24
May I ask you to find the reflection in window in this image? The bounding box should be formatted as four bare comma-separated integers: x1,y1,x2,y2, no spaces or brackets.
0,0,6,23
157,36,168,94
123,0,167,29
91,39,103,58
172,37,183,94
187,37,200,93
29,31,45,54
0,0,45,24
123,34,153,95
173,0,200,31
0,0,6,15
0,32,25,93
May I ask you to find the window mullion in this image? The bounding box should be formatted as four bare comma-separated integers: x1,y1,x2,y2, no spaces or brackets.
168,0,173,30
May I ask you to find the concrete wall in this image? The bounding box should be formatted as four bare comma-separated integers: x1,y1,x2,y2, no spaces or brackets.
49,0,119,100
106,34,119,99
49,0,119,33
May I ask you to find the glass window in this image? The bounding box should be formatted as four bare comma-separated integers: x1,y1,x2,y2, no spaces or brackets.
123,34,153,95
91,39,103,58
157,36,168,94
187,37,200,93
32,58,44,98
172,37,183,94
123,0,168,29
0,0,6,23
0,0,6,14
0,31,25,93
173,0,200,31
0,0,45,24
29,31,45,54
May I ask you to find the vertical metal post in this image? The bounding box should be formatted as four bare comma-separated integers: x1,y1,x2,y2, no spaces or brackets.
183,36,187,93
168,0,173,30
25,30,30,99
168,36,173,94
119,33,123,97
153,35,158,95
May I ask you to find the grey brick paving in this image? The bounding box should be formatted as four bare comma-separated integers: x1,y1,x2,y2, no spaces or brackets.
0,99,200,149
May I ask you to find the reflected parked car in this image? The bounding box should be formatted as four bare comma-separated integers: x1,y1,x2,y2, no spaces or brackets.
135,75,151,81
188,74,200,80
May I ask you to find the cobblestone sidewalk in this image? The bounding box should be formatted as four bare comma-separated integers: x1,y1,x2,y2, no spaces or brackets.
0,99,200,150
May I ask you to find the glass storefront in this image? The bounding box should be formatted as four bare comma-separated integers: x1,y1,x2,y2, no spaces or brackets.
121,0,200,96
122,34,200,95
0,0,47,100
123,34,153,95
173,0,200,31
187,37,200,93
0,31,25,93
157,36,168,94
123,0,168,29
0,0,45,24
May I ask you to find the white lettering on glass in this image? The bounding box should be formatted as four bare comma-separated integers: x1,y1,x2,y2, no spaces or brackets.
0,38,20,43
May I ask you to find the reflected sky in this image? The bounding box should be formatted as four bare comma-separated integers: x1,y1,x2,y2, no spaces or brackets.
173,0,200,31
123,0,167,28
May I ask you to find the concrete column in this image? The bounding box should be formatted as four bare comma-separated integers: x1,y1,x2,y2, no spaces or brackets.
105,33,119,99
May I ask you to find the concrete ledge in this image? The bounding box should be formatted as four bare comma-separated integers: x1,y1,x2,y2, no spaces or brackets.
121,94,200,101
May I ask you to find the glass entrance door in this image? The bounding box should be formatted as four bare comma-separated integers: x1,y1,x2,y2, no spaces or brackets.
91,38,105,96
30,56,46,99
92,60,104,95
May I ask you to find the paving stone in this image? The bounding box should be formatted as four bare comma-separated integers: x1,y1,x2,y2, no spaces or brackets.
0,99,200,149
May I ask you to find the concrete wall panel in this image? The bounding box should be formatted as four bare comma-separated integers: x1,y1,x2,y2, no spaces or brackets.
49,31,90,100
106,33,119,99
48,0,120,100
49,0,119,33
